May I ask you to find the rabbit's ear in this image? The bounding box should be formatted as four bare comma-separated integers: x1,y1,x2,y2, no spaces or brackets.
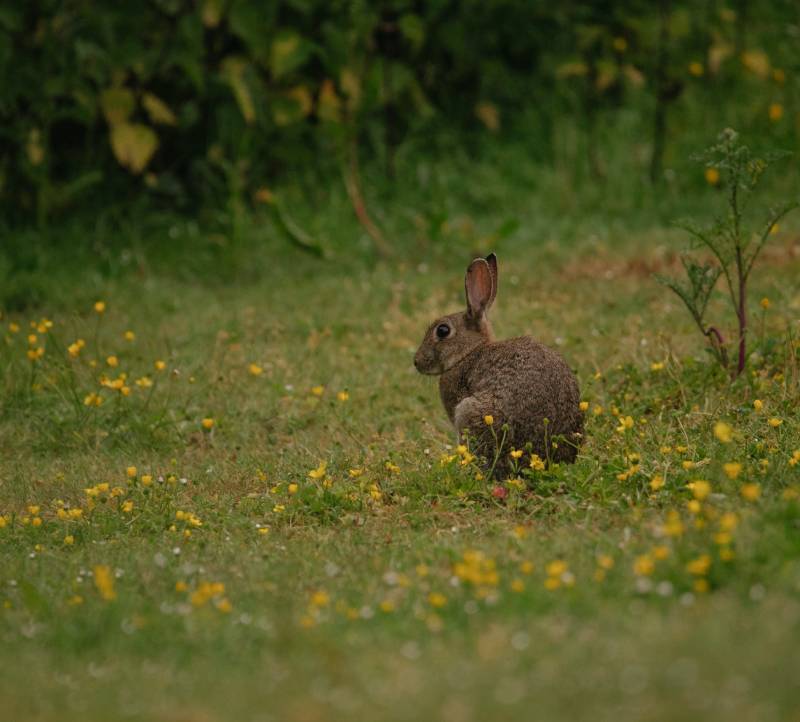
485,253,498,307
465,258,493,319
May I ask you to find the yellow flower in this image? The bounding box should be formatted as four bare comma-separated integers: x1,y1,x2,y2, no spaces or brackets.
529,454,545,471
510,578,525,593
428,592,447,608
121,500,134,513
723,462,742,480
768,103,783,122
248,363,263,376
94,301,106,314
693,579,710,593
336,390,349,402
519,560,535,575
348,468,364,478
311,385,325,396
579,401,589,412
126,466,137,478
593,405,603,416
688,60,704,76
93,565,116,601
705,167,720,186
714,421,733,443
597,555,614,570
385,461,400,473
155,360,167,371
545,560,567,577
201,418,215,430
216,598,233,613
759,297,770,310
740,483,761,502
753,399,763,411
650,361,664,371
254,187,274,205
379,599,396,612
483,415,494,426
510,448,523,460
719,512,738,532
662,510,684,537
544,576,561,590
308,462,327,479
633,555,654,576
650,475,665,491
258,526,270,536
686,554,711,576
67,339,85,357
768,417,782,428
652,545,670,560
288,483,299,495
615,416,634,433
124,330,135,341
687,480,711,501
8,322,20,333
612,36,627,52
106,355,119,367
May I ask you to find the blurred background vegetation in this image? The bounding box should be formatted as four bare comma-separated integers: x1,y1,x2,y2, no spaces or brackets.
1,1,799,307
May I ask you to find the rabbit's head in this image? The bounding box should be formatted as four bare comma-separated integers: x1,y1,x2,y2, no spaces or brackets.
414,253,498,375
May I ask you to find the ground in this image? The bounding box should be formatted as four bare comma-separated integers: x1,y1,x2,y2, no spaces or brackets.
1,214,800,721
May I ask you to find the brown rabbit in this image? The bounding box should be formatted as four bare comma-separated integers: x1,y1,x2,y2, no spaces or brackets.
414,253,583,476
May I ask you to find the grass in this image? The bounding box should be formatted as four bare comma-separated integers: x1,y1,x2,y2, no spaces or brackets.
1,156,800,721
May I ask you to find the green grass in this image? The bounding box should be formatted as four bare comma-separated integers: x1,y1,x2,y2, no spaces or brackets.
2,174,800,721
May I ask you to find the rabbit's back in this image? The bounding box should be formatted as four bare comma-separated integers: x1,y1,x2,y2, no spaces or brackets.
442,336,582,465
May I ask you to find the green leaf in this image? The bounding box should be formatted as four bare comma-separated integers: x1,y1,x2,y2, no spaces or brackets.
110,123,159,174
221,57,256,124
100,87,135,126
398,14,425,53
317,80,341,124
201,0,224,28
142,93,177,126
270,31,311,79
229,4,276,65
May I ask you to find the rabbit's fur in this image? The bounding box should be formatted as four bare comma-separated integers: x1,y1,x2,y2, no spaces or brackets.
414,254,583,476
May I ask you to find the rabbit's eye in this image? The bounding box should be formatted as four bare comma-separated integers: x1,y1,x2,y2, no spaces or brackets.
435,323,451,339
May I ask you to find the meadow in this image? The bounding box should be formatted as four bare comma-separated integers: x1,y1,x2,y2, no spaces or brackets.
2,144,800,722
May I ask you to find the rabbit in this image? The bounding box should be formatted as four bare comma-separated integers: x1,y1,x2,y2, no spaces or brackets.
414,253,583,477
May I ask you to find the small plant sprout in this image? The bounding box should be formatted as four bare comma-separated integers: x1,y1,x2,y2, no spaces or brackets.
658,128,799,378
